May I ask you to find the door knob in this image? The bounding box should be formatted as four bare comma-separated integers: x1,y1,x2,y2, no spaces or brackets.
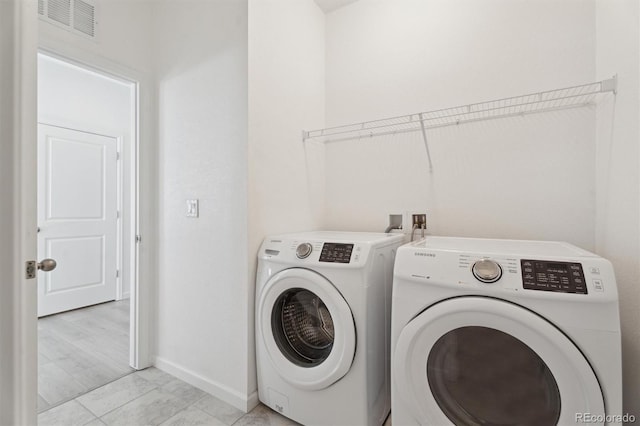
38,259,57,272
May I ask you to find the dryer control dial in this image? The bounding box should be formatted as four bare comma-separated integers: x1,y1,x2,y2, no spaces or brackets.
472,259,502,283
296,243,313,259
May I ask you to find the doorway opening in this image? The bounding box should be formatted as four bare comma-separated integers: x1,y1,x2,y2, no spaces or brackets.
36,51,140,412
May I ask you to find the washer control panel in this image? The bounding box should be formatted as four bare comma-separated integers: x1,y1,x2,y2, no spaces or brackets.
319,243,354,263
521,260,587,294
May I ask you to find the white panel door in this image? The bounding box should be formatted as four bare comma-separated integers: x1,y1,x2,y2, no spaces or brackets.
37,124,118,317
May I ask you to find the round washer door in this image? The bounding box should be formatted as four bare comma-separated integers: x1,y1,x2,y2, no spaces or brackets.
393,297,605,426
257,268,356,391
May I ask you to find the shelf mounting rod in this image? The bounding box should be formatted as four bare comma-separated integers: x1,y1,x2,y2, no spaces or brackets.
419,113,433,172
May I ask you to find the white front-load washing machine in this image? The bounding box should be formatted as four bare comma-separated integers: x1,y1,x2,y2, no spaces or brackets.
391,237,622,426
256,231,404,426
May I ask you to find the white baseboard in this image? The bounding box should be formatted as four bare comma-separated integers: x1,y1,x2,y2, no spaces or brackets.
154,357,259,412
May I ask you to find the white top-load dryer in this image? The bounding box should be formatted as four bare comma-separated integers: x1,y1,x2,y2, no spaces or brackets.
256,231,404,426
391,237,622,426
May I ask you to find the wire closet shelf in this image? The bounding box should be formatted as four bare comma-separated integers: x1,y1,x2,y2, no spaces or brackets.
302,77,617,144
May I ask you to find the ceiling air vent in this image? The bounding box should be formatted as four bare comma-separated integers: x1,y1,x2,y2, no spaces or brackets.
39,0,97,40
73,0,96,37
47,0,71,26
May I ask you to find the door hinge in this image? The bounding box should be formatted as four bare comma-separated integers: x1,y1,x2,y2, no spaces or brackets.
116,152,120,160
116,210,120,219
26,261,36,279
135,234,142,243
116,269,120,278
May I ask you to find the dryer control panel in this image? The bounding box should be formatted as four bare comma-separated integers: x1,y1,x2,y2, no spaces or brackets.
521,260,587,294
319,243,354,263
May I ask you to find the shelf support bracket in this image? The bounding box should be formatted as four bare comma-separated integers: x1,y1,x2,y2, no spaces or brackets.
419,113,433,172
600,75,618,95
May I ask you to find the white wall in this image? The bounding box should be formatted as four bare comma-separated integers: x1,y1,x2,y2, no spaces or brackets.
595,0,640,417
247,0,326,397
325,0,597,250
37,54,136,299
37,55,133,132
153,0,253,411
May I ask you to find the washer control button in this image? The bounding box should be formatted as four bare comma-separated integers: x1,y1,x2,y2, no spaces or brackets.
295,242,313,259
593,279,604,292
472,259,503,283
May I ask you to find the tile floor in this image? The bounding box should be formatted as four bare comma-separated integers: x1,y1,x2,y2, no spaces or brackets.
38,301,392,425
38,300,134,412
38,367,300,426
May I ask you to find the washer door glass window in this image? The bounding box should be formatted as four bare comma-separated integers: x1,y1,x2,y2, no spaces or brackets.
272,288,334,367
427,326,561,425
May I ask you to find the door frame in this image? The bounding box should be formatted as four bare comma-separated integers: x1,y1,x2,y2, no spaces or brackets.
0,0,157,425
2,0,38,424
36,44,152,371
3,2,153,423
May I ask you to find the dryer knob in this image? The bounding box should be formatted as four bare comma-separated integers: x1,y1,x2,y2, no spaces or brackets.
472,259,502,283
296,242,313,259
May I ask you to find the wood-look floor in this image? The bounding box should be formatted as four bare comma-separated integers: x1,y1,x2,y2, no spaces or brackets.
38,300,134,413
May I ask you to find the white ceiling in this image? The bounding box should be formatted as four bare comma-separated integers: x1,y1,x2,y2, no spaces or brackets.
314,0,359,13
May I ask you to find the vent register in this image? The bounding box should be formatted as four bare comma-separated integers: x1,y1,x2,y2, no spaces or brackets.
38,0,97,39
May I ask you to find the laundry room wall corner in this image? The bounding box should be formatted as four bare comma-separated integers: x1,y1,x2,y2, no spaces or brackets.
595,0,640,417
324,0,596,246
247,0,326,400
154,0,253,412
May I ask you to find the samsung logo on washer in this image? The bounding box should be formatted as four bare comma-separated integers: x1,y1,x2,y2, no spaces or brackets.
415,252,436,257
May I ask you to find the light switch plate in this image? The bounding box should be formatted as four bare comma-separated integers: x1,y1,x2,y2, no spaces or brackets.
186,199,199,218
